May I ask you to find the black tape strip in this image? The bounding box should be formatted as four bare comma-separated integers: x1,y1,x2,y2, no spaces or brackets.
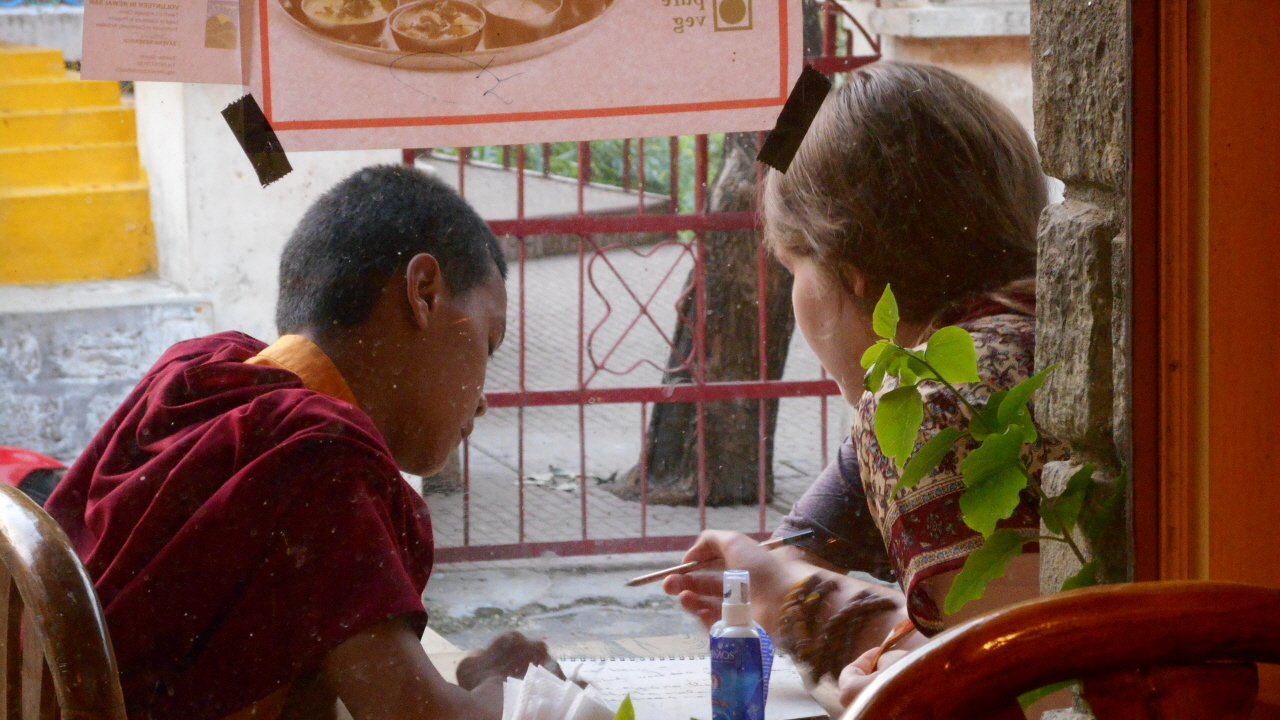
222,94,293,187
756,65,832,174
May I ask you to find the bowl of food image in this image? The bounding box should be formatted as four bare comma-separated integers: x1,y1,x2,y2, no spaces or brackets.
480,0,562,49
390,0,487,53
300,0,397,44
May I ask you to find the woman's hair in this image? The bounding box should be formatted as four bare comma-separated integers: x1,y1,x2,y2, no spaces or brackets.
763,62,1046,324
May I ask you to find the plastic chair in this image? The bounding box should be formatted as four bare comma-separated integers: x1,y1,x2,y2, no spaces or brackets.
0,483,125,719
842,581,1280,720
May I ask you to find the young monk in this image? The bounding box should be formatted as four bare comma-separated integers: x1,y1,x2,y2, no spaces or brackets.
664,62,1068,707
46,166,550,720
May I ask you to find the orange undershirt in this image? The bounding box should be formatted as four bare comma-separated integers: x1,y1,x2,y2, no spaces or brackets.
243,334,359,406
221,335,358,720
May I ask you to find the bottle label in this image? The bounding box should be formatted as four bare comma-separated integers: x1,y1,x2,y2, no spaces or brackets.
710,636,764,720
760,629,774,704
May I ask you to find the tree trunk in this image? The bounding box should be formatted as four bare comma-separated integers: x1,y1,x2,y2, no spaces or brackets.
608,133,796,506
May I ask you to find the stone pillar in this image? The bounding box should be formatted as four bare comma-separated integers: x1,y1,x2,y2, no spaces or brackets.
1030,0,1131,592
1031,5,1130,715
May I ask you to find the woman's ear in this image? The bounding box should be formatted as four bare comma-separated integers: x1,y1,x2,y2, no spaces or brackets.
404,253,445,330
846,267,869,301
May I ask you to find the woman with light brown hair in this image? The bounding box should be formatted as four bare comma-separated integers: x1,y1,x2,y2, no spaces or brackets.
664,62,1068,708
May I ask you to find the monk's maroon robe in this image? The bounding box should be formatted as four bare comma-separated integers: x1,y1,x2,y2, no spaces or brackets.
46,332,434,720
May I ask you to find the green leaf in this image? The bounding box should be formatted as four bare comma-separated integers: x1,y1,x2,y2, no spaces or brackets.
863,346,903,393
923,326,980,384
1041,463,1095,535
860,339,889,369
892,427,964,497
958,428,1028,536
1061,559,1100,591
995,366,1055,442
943,528,1031,615
968,390,1008,440
873,285,899,340
960,465,1027,537
874,386,925,470
1080,467,1128,547
613,696,635,720
958,426,1023,485
1018,680,1076,710
906,355,937,381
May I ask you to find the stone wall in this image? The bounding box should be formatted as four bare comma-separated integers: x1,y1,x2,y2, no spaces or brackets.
1030,0,1131,593
0,282,212,460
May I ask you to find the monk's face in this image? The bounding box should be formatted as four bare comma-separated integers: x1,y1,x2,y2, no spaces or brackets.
394,263,507,476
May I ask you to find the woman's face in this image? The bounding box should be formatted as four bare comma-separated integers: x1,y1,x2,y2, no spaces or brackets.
775,245,878,406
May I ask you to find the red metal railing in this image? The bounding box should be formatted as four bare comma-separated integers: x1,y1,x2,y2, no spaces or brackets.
421,6,878,563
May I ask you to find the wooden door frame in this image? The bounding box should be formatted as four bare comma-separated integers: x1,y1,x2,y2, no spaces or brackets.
1129,0,1207,582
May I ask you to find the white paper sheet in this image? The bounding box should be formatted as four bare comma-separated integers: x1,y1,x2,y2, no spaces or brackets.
560,654,827,720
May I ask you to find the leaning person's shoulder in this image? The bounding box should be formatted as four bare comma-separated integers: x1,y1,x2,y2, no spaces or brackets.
961,313,1037,385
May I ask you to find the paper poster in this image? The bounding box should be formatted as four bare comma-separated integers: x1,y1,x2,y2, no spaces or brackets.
244,0,802,150
82,0,243,83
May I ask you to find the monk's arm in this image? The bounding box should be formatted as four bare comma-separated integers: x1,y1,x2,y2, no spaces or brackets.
322,617,502,720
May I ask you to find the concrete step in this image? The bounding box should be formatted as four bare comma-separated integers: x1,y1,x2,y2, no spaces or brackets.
0,106,135,149
0,142,142,188
0,45,64,82
0,180,156,284
0,76,121,112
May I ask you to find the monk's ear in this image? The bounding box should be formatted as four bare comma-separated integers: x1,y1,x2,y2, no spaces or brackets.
404,253,446,330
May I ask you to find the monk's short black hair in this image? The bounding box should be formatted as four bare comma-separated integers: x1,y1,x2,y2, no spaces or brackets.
276,165,506,334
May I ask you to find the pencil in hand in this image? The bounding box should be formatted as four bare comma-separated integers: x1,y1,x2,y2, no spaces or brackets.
624,529,815,587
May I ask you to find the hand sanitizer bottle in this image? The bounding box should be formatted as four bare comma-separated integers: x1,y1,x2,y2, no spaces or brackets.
710,570,772,720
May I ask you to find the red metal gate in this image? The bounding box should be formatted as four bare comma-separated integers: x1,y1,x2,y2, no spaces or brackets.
425,5,879,563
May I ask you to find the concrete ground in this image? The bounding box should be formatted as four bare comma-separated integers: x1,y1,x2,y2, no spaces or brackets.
424,551,703,651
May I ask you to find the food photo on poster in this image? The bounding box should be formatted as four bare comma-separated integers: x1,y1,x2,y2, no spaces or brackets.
244,0,801,150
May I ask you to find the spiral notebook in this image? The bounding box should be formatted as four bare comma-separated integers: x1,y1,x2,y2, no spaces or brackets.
558,654,828,720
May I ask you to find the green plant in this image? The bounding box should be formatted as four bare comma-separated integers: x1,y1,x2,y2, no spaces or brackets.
861,286,1127,615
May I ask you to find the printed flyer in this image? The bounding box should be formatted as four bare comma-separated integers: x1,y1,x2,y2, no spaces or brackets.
82,0,245,83
244,0,802,150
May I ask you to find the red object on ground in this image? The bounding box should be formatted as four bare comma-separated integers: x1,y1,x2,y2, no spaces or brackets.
0,447,65,488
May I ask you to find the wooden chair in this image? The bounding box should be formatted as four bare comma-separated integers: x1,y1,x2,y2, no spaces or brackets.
841,581,1280,720
0,483,125,719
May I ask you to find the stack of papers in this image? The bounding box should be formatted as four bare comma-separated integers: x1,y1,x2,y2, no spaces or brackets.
501,664,616,720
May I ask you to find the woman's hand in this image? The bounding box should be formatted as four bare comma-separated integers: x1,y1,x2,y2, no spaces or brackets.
836,647,909,707
661,530,807,632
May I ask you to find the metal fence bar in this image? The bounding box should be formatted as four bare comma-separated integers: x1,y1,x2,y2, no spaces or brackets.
517,144,528,544
576,143,589,541
463,436,471,546
486,379,840,408
638,138,647,214
488,212,757,236
640,402,649,538
668,137,679,214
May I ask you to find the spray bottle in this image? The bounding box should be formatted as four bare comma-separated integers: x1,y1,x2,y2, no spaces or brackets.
710,570,774,720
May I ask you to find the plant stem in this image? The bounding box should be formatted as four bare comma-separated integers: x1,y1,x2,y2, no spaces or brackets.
899,347,983,418
1024,468,1089,566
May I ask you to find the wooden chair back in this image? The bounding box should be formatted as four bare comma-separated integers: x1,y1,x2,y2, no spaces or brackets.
841,581,1280,720
0,483,125,720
